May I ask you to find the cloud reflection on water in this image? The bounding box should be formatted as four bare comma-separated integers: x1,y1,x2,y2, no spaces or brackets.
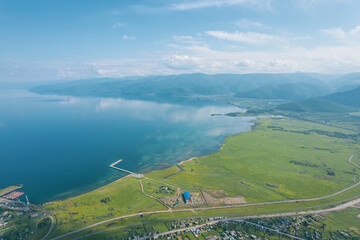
95,97,243,122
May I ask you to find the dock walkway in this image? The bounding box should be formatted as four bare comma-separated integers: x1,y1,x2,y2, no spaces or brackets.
109,160,143,178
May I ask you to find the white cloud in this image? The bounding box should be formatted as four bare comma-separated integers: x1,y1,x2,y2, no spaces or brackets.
162,55,201,70
321,26,360,40
321,27,346,39
205,30,285,45
169,0,252,10
122,35,136,40
5,38,360,83
165,38,360,74
234,19,266,29
295,0,347,11
129,0,270,13
112,22,126,29
173,35,194,40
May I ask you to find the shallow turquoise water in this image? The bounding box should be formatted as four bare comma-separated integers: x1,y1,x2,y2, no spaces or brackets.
0,89,254,203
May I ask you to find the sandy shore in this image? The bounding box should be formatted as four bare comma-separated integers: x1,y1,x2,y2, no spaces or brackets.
178,157,198,165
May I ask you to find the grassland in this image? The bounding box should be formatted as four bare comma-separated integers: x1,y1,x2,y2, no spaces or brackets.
0,185,22,196
45,177,166,237
44,116,360,238
148,117,360,202
320,207,360,238
54,189,360,240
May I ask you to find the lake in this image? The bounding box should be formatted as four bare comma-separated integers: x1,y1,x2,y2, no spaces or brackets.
0,89,254,203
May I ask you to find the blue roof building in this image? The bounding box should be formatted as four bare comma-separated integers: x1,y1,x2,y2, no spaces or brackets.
183,192,191,202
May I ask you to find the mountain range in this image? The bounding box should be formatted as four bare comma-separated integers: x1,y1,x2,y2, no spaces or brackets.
30,73,330,99
279,85,360,112
30,72,360,112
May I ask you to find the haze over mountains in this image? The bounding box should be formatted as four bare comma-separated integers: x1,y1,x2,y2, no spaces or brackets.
279,85,360,113
235,82,330,100
30,72,360,112
31,73,326,99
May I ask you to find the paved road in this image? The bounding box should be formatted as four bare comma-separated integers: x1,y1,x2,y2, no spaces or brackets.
41,214,55,240
51,192,360,239
51,154,360,239
67,197,360,240
147,220,219,240
71,223,145,240
51,210,172,240
154,197,360,240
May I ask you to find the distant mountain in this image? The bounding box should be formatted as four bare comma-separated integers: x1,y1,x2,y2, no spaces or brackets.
278,86,360,112
278,98,357,112
31,73,325,100
235,82,330,100
322,86,360,108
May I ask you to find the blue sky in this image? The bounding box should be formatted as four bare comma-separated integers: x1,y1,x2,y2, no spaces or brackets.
1,0,360,82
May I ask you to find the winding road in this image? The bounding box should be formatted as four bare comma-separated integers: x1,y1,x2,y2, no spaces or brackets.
41,214,55,240
49,153,360,240
139,179,172,209
349,152,360,169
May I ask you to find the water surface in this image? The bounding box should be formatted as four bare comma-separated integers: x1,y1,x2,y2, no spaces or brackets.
0,89,254,203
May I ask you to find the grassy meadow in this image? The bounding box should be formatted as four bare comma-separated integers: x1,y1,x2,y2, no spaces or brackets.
321,207,360,238
45,177,166,237
147,117,360,202
44,116,360,237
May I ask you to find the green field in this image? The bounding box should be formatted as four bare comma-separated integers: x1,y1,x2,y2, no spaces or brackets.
321,207,360,237
42,116,360,238
45,177,166,236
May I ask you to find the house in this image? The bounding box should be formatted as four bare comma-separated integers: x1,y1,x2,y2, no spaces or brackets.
183,192,191,203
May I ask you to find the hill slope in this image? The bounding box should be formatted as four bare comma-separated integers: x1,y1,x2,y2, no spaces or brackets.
331,72,360,91
31,73,323,100
235,82,329,100
322,86,360,108
278,86,360,112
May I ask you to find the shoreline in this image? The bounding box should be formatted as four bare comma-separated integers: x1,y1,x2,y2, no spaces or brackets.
178,140,227,166
113,117,257,180
178,157,198,165
176,117,259,167
44,116,258,205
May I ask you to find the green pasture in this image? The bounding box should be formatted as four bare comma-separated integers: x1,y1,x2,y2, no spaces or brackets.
45,177,166,237
148,117,360,202
44,117,360,238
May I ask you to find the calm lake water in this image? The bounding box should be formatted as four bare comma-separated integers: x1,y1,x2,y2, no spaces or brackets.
0,89,254,203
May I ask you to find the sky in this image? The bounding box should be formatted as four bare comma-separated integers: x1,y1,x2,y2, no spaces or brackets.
1,0,360,82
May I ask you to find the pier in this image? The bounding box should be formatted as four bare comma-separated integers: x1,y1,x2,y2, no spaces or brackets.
109,159,143,178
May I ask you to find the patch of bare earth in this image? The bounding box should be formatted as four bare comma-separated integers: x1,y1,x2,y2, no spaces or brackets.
161,194,179,206
350,227,360,234
203,190,246,205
